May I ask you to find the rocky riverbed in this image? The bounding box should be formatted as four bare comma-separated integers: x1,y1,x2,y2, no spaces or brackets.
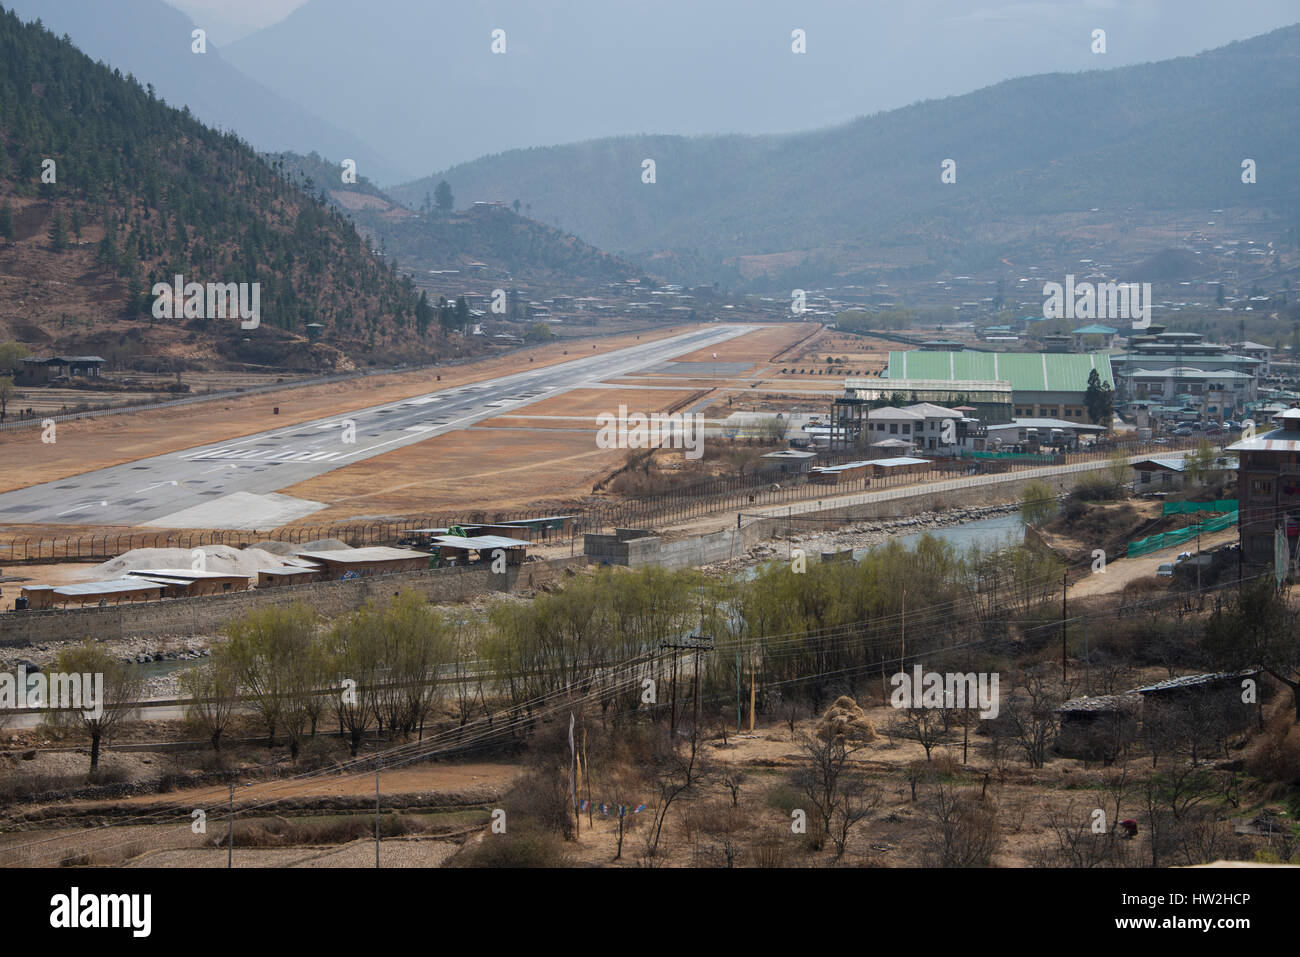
0,636,214,698
706,503,1022,574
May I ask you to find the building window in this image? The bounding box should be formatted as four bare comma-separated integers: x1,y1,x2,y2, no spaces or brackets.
1252,479,1273,497
890,424,898,434
1140,471,1151,484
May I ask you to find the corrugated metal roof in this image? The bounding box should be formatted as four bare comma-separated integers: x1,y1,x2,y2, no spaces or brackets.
52,578,164,597
295,547,428,563
1133,670,1257,694
433,535,530,549
889,351,1113,392
125,569,249,580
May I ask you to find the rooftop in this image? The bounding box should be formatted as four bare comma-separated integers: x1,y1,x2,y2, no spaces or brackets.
888,351,1113,393
294,547,429,563
432,535,531,549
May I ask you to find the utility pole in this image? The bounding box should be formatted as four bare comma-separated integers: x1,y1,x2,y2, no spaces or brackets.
735,649,742,733
228,784,234,869
375,760,380,868
899,587,907,669
661,637,714,738
748,653,756,734
669,647,679,735
1061,569,1069,686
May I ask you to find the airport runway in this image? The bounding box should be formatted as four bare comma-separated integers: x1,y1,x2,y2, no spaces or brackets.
0,325,755,528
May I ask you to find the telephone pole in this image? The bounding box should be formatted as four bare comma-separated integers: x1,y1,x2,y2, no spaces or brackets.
1061,569,1069,685
661,637,714,738
228,784,234,869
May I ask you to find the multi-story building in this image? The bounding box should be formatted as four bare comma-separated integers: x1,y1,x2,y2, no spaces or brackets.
1227,409,1300,563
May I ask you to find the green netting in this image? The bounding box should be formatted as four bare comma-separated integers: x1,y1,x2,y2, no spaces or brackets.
1203,512,1237,532
960,451,1058,463
1162,499,1238,515
1127,509,1238,556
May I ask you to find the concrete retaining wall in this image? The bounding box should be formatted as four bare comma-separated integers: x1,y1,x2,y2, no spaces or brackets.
0,557,587,647
588,463,1110,569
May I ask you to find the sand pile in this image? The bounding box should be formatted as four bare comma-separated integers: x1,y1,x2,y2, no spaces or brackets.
816,695,879,743
297,538,350,552
92,544,292,580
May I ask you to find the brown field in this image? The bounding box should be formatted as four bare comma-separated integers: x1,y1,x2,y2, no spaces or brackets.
669,322,812,368
0,326,691,499
1,694,1283,869
277,427,621,521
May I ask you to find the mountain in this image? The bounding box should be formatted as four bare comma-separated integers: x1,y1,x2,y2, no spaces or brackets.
389,23,1300,287
3,0,409,184
0,9,449,372
222,0,1300,180
273,151,644,284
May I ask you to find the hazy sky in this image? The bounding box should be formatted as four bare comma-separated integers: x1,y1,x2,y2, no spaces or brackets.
165,0,307,44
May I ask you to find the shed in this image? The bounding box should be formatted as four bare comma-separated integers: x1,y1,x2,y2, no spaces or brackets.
34,578,167,607
124,568,251,597
294,546,431,579
430,535,530,565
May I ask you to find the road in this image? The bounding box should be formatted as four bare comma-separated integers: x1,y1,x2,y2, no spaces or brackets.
0,325,754,529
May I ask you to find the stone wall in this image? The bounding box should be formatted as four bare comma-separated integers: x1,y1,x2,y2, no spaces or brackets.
0,557,587,647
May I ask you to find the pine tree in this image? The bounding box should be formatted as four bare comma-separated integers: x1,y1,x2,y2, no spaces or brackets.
435,180,453,214
48,209,67,251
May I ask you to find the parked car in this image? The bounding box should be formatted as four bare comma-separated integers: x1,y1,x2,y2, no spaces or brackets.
1157,563,1175,577
1176,551,1194,564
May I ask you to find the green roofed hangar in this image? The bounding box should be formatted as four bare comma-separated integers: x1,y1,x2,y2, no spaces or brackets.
886,351,1114,421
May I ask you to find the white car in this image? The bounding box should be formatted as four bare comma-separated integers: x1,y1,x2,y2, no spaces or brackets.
1157,563,1175,577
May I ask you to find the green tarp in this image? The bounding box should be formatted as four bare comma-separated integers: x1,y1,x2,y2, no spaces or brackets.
1128,510,1237,557
1161,499,1238,515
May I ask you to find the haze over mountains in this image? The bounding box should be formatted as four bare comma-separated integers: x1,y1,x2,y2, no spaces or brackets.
5,0,410,183
395,24,1300,287
273,151,644,284
220,0,1300,178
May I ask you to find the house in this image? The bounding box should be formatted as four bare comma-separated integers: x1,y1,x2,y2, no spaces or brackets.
1131,457,1188,490
1055,694,1141,761
760,449,819,473
1071,324,1117,350
16,355,105,384
1226,408,1300,563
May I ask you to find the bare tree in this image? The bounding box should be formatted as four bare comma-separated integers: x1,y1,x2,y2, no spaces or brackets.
924,780,1001,867
182,657,239,752
792,733,874,851
50,640,144,773
900,707,946,760
1003,670,1060,768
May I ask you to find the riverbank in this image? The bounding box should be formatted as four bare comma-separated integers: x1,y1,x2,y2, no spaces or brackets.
705,503,1023,574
